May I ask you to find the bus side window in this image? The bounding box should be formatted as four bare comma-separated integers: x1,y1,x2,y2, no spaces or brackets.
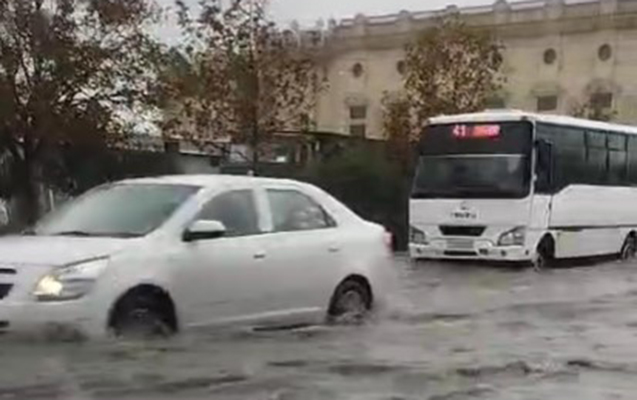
535,139,553,193
628,136,637,185
608,133,628,185
537,123,586,190
585,130,609,185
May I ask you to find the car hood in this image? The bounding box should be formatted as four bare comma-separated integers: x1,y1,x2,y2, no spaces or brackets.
0,235,136,267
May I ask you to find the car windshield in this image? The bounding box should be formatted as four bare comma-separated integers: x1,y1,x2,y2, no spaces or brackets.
34,184,200,238
412,154,531,199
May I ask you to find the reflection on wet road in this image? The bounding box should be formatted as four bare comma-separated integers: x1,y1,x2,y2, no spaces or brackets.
5,257,637,399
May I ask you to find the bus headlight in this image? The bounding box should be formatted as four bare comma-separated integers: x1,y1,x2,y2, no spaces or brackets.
498,227,526,247
34,258,109,302
410,226,428,245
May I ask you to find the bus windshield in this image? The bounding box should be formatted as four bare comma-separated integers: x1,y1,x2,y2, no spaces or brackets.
413,121,533,199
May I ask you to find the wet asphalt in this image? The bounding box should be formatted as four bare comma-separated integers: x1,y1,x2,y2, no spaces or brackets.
3,256,637,399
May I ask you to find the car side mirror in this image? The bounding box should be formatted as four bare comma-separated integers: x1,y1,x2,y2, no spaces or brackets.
535,139,554,192
183,220,227,242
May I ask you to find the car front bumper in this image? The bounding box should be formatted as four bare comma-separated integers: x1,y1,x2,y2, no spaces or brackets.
409,243,532,262
0,299,105,340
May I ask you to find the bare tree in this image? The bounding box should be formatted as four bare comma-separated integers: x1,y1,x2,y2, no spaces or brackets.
159,0,323,174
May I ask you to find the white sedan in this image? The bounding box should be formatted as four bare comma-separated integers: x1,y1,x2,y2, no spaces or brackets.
0,175,392,339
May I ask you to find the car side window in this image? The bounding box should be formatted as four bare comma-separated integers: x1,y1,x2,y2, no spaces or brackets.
267,189,335,232
197,190,260,237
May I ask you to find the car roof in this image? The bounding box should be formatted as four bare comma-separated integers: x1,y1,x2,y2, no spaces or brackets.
119,174,303,188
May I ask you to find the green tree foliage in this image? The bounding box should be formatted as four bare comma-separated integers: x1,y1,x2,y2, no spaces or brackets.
0,0,161,224
158,0,323,174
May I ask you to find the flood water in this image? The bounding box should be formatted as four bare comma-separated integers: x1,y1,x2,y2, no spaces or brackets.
4,257,637,399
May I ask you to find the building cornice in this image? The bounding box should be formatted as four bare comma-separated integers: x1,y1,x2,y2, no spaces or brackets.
296,0,637,55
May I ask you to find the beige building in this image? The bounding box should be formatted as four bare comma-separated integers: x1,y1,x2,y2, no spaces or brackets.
306,0,637,140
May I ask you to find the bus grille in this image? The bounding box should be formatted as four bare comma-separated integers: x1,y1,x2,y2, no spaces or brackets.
440,226,486,237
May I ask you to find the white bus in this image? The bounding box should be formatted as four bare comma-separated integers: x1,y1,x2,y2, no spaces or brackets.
409,110,637,267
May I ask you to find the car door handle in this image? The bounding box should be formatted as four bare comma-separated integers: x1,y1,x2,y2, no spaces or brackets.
328,245,340,253
254,252,267,260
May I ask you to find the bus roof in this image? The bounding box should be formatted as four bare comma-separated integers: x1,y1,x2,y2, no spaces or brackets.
428,110,637,136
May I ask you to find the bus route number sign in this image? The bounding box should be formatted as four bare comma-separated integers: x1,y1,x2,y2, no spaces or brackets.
452,124,501,139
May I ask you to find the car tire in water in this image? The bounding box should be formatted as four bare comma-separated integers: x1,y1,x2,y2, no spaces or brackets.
620,234,637,261
327,278,372,324
110,293,175,339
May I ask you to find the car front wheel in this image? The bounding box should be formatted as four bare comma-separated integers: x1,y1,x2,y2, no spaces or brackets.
110,292,175,339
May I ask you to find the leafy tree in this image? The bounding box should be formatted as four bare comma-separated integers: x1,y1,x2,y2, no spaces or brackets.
382,15,504,150
159,0,323,174
404,15,504,126
0,0,161,224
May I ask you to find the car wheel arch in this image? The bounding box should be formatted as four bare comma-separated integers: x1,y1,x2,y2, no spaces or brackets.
107,283,179,333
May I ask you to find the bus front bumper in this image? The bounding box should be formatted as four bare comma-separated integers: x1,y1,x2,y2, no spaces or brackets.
409,243,532,262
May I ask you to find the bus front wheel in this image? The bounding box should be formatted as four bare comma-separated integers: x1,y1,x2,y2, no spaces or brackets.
533,236,554,270
620,234,637,261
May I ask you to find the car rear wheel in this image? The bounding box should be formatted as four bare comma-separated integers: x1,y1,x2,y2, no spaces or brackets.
110,293,174,339
328,279,372,324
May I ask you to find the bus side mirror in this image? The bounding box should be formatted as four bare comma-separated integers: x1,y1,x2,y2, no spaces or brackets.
535,139,554,192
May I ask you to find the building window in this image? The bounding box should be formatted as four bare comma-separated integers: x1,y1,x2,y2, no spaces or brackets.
349,105,367,120
349,124,366,138
352,62,364,78
396,60,406,75
543,48,557,65
348,101,367,138
537,95,558,112
590,92,613,109
598,44,612,61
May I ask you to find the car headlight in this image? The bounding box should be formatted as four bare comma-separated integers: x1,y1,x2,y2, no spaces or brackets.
33,258,109,302
498,227,526,247
410,226,428,245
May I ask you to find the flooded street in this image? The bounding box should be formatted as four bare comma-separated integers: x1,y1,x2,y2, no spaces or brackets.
4,257,637,399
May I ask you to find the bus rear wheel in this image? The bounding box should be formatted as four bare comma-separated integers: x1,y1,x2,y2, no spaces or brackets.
620,235,637,261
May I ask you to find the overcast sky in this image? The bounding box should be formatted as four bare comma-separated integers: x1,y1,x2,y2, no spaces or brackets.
158,0,493,28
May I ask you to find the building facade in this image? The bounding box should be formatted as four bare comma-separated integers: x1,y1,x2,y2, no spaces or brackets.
308,0,637,140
